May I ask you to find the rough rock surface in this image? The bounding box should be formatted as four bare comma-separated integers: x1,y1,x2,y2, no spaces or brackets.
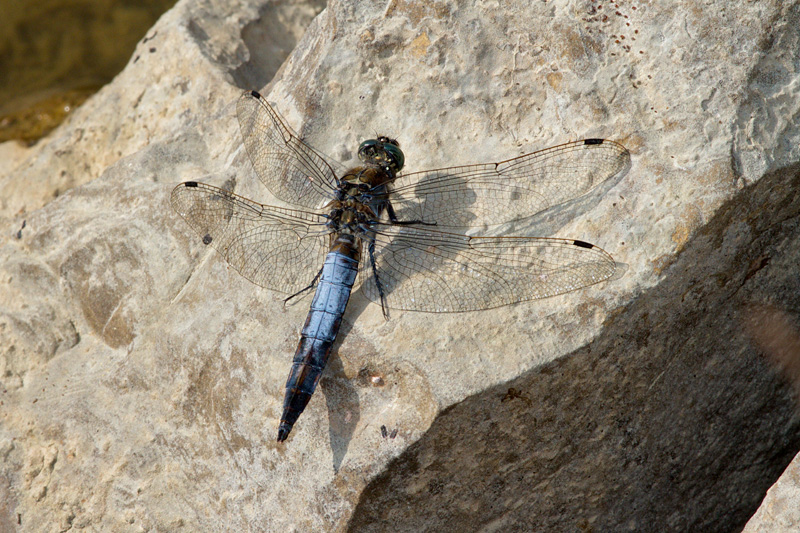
1,0,800,531
348,160,800,532
744,444,800,532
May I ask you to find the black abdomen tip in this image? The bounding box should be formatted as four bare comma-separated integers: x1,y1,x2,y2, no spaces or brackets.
277,423,292,442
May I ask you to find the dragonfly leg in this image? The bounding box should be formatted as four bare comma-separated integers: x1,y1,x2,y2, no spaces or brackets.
386,202,437,226
368,240,390,320
284,267,323,306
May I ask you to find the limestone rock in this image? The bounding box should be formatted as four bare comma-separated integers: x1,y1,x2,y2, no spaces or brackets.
2,0,800,530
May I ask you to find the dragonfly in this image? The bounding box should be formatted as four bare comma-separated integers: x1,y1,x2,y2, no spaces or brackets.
171,90,630,442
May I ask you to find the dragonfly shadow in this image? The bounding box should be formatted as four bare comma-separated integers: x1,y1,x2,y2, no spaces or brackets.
361,153,631,310
320,350,358,472
395,171,481,227
395,140,632,235
490,158,629,238
318,293,377,470
345,284,380,322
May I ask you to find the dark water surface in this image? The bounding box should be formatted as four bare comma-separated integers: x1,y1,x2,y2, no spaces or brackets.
0,0,177,144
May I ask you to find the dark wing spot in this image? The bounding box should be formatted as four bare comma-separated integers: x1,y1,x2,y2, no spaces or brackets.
572,240,594,249
381,425,388,438
584,138,604,145
250,89,261,98
185,181,198,187
202,234,213,245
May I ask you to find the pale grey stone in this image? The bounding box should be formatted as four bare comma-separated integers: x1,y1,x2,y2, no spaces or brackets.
1,0,800,531
744,449,800,532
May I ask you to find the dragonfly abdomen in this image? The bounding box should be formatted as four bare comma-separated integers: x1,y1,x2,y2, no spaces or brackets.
278,246,360,442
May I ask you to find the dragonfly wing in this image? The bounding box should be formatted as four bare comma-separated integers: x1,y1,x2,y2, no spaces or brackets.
171,181,330,294
359,224,615,313
237,90,340,209
390,139,630,228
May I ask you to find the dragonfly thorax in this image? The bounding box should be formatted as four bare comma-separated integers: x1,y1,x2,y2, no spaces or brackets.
340,165,396,189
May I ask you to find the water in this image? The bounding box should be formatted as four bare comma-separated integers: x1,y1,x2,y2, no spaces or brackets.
0,0,177,144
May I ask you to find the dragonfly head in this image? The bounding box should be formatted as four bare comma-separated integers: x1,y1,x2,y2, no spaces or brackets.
358,136,404,173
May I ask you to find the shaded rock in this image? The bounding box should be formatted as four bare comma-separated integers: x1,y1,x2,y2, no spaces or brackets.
1,0,799,531
348,160,800,532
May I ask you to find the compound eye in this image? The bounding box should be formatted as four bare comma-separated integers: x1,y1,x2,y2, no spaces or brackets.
358,139,379,161
383,143,405,171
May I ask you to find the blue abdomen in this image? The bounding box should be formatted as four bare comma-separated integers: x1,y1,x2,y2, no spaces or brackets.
277,250,359,442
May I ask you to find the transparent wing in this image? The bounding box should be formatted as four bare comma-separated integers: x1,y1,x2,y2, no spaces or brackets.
171,181,331,293
358,224,615,313
237,90,340,209
390,139,630,227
